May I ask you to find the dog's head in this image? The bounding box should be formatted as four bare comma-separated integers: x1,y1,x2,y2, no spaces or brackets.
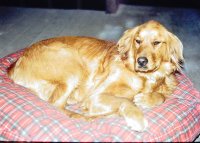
117,20,183,73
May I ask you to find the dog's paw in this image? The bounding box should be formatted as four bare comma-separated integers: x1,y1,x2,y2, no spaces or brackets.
134,93,165,109
120,102,148,132
125,115,148,132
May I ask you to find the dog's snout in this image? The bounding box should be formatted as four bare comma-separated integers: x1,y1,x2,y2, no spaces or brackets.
137,57,148,67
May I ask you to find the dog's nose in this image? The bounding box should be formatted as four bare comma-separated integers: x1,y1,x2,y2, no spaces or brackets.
137,57,148,67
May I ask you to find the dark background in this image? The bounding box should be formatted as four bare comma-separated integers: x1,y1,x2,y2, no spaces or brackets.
0,0,200,10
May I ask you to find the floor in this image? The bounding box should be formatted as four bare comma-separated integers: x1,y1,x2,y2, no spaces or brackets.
0,4,200,141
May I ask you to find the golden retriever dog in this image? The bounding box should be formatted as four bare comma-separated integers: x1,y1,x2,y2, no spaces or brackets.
8,20,183,132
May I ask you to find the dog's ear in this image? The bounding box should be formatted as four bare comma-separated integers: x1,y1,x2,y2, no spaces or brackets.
117,26,139,57
167,31,184,71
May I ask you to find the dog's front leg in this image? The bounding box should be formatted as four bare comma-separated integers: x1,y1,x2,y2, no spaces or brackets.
134,76,166,109
134,92,165,109
83,93,148,132
134,75,177,109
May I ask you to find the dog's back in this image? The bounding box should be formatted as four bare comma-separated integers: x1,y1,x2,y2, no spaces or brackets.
8,36,117,103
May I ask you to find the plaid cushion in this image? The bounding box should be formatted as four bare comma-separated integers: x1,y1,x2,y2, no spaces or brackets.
0,51,200,142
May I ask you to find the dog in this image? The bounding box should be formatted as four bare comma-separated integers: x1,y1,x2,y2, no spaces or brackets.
8,20,183,132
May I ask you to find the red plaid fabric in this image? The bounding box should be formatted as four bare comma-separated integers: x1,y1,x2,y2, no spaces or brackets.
0,51,200,141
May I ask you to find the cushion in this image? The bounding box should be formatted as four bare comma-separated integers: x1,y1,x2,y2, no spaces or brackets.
0,50,200,142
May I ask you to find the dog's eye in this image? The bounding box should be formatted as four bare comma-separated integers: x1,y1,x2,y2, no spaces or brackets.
135,39,141,44
153,41,161,46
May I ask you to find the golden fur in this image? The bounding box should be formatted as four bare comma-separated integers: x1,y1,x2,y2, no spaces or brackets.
8,20,183,132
